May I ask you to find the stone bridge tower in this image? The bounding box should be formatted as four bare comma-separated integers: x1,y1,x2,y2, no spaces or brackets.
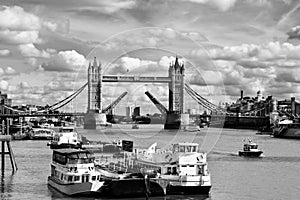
165,57,188,129
84,57,107,129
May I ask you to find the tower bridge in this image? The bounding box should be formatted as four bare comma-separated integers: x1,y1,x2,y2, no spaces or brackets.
1,56,283,130
84,57,186,129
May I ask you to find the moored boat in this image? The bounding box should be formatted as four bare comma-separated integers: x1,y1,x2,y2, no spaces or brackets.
129,142,212,195
48,149,104,196
47,127,82,149
273,119,300,139
238,138,263,157
29,128,55,140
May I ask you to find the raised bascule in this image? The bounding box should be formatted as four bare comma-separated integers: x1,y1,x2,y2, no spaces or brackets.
84,57,188,129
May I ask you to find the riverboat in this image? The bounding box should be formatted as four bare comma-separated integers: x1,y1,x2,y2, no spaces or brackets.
29,128,55,140
273,119,300,139
48,149,104,196
238,138,263,157
47,127,82,149
130,142,212,195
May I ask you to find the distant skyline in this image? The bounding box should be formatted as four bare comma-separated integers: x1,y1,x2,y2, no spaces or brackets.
1,0,300,113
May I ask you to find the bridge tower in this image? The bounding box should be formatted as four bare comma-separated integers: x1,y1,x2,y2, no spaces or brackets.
84,57,107,129
165,57,188,129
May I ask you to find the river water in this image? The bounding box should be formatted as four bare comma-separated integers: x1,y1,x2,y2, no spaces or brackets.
1,124,299,200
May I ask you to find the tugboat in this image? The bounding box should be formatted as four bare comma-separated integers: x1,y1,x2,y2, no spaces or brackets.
238,138,263,157
48,148,104,196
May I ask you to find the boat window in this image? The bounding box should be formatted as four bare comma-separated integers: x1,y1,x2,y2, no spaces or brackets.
181,165,187,167
92,176,96,181
60,174,63,180
74,176,80,181
190,165,194,167
186,146,191,152
53,153,66,165
179,146,185,152
68,176,73,182
191,146,196,152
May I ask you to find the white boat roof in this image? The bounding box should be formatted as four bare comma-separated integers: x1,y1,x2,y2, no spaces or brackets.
176,142,199,146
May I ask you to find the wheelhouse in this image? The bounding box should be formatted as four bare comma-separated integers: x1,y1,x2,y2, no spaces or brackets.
52,149,95,165
172,143,199,154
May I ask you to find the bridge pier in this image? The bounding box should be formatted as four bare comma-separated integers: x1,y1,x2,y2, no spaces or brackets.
83,112,107,129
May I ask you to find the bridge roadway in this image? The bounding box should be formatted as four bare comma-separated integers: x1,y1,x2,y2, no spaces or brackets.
102,75,171,83
0,112,86,118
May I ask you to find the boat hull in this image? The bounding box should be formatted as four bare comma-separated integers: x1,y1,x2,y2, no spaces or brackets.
238,151,263,157
48,177,100,196
99,178,165,197
167,185,211,195
48,143,82,149
273,126,300,139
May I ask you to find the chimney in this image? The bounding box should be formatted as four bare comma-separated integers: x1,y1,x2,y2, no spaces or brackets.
240,90,243,100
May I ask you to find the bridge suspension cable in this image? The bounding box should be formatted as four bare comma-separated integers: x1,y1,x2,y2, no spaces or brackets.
184,84,226,113
36,82,88,112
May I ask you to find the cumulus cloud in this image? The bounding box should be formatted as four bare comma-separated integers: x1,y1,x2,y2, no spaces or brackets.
0,30,41,44
184,0,237,11
0,80,9,90
18,43,51,58
0,49,10,56
107,56,159,74
0,6,40,30
99,0,136,13
158,56,185,67
41,50,87,72
5,67,16,74
0,67,17,76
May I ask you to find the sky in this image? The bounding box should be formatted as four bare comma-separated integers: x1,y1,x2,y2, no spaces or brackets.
1,0,300,114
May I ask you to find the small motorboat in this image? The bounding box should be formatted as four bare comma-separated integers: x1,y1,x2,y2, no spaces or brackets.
238,138,263,157
132,123,139,129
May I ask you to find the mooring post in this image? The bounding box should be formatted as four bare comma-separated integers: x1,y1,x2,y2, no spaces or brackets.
0,118,17,174
1,120,5,175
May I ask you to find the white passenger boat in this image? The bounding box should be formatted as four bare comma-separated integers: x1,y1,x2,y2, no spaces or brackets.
131,142,212,195
47,127,82,149
29,128,55,140
48,149,104,196
238,138,263,157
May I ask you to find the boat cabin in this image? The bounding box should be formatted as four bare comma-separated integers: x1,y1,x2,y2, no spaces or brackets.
243,143,259,151
50,149,101,184
59,127,76,133
172,143,199,154
52,149,95,165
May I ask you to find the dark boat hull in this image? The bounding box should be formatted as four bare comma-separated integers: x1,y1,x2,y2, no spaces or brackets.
99,178,165,197
48,143,82,149
273,126,300,139
167,185,211,195
238,151,263,157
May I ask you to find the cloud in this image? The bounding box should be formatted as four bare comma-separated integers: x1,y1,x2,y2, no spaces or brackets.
41,50,87,72
18,43,51,57
97,0,136,13
184,0,237,11
0,30,41,44
107,56,159,74
158,56,185,68
0,6,40,30
5,67,16,75
0,80,9,90
0,49,10,56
